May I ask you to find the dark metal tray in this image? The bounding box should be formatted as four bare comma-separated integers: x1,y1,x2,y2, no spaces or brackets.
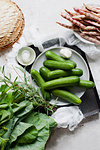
28,38,100,118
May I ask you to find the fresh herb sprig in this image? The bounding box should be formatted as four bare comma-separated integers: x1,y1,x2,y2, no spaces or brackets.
0,66,56,115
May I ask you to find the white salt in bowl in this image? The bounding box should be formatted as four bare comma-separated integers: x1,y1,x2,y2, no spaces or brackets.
17,47,36,66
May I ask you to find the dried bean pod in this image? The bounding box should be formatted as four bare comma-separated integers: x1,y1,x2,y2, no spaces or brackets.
85,26,97,31
97,28,100,32
96,36,100,40
85,20,100,27
84,4,100,13
57,22,80,31
61,13,86,29
72,15,86,20
82,31,100,36
56,22,73,29
80,33,100,44
74,8,100,23
64,9,74,16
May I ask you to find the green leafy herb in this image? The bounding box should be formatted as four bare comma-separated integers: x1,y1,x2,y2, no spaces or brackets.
0,66,57,150
0,66,56,115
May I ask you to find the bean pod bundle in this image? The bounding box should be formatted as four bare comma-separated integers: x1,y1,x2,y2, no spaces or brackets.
57,4,100,44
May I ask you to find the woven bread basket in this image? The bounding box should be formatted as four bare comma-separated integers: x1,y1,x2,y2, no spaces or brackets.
0,0,25,51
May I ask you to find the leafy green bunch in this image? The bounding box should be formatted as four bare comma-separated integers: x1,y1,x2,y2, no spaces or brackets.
0,66,57,150
0,66,56,115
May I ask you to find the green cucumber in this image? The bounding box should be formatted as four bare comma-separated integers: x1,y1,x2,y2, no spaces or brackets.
45,50,76,67
40,67,83,80
52,89,82,105
49,70,68,79
45,50,66,61
39,68,75,91
43,76,80,90
39,67,50,80
49,68,83,80
70,68,83,76
43,60,74,70
79,80,95,88
31,69,51,100
66,60,77,67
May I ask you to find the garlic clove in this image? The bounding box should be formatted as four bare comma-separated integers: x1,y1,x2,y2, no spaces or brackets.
60,48,72,58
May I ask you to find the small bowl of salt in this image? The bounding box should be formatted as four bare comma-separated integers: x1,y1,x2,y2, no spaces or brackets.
17,47,36,66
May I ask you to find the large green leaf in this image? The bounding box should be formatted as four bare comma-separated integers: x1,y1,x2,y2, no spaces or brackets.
16,102,33,118
0,101,34,150
10,122,34,143
0,137,8,150
11,101,33,121
0,104,8,109
0,92,13,105
10,125,50,150
10,112,57,150
0,98,57,150
16,126,38,145
0,84,14,105
12,101,30,114
23,112,57,130
2,118,15,150
0,110,11,125
0,101,33,126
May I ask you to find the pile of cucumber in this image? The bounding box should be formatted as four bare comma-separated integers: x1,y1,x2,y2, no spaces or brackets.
31,50,95,105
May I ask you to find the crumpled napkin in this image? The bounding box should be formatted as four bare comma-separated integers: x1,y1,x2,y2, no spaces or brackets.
51,106,84,131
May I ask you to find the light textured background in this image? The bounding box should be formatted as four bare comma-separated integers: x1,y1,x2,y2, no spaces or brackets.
5,0,100,149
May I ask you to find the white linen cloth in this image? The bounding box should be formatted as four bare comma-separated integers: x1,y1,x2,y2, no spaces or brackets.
51,106,84,131
12,28,100,60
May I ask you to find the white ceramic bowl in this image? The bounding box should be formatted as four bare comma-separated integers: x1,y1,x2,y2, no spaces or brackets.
17,47,36,66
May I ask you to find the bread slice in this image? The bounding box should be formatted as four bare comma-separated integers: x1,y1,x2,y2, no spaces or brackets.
0,0,25,51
